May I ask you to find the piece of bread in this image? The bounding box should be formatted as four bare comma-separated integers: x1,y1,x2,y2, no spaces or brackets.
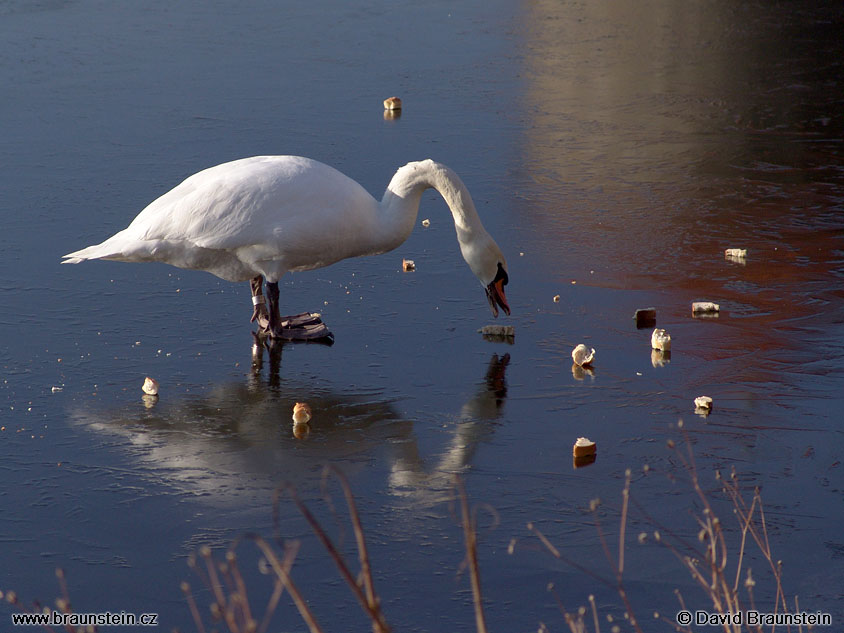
572,437,597,458
292,402,312,425
694,395,713,410
572,344,595,367
692,301,720,314
651,328,671,351
142,376,159,395
383,96,402,110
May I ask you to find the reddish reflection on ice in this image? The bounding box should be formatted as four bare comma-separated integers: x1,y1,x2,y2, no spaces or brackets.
514,0,844,407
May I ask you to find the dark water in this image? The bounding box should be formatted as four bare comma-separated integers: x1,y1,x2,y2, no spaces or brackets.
2,1,842,630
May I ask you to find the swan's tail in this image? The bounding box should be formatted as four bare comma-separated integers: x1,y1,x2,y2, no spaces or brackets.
62,235,127,264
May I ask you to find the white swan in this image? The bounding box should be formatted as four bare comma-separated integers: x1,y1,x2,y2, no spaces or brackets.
63,156,510,340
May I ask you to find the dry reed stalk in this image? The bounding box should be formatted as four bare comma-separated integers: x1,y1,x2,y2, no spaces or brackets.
529,469,643,633
1,568,85,633
454,476,489,633
720,473,788,616
545,582,589,633
182,534,320,633
227,551,254,626
635,425,792,633
588,594,601,633
252,542,292,633
244,535,323,633
322,466,383,633
180,581,206,633
273,467,391,633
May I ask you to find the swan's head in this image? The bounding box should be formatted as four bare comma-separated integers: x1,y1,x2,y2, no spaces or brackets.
471,241,510,318
485,261,510,318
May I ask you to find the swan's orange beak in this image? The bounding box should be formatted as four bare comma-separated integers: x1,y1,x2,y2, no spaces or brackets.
486,273,510,317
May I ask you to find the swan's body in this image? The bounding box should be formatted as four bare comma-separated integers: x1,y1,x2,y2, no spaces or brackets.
63,156,510,339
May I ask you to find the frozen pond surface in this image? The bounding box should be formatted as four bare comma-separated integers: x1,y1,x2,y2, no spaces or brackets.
2,1,843,630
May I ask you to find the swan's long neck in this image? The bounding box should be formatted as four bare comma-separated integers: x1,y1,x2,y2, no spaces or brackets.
376,160,490,256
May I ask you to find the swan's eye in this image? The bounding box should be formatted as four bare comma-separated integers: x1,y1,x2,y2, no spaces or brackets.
496,262,508,285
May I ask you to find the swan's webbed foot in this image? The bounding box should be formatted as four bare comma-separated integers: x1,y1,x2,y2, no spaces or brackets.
249,277,333,343
269,312,334,342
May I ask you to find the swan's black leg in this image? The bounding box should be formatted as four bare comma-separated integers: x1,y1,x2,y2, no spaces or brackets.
249,275,270,331
265,280,283,333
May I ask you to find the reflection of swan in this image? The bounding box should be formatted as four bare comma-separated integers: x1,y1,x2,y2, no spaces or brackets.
62,157,510,339
387,353,511,506
69,347,511,511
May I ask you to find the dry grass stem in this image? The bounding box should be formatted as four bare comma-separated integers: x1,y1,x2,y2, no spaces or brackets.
2,571,84,633
246,536,323,633
180,581,206,633
323,466,382,632
183,534,321,633
591,474,642,633
649,427,793,632
527,523,611,589
252,540,294,633
273,468,391,633
454,476,489,633
588,594,601,633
